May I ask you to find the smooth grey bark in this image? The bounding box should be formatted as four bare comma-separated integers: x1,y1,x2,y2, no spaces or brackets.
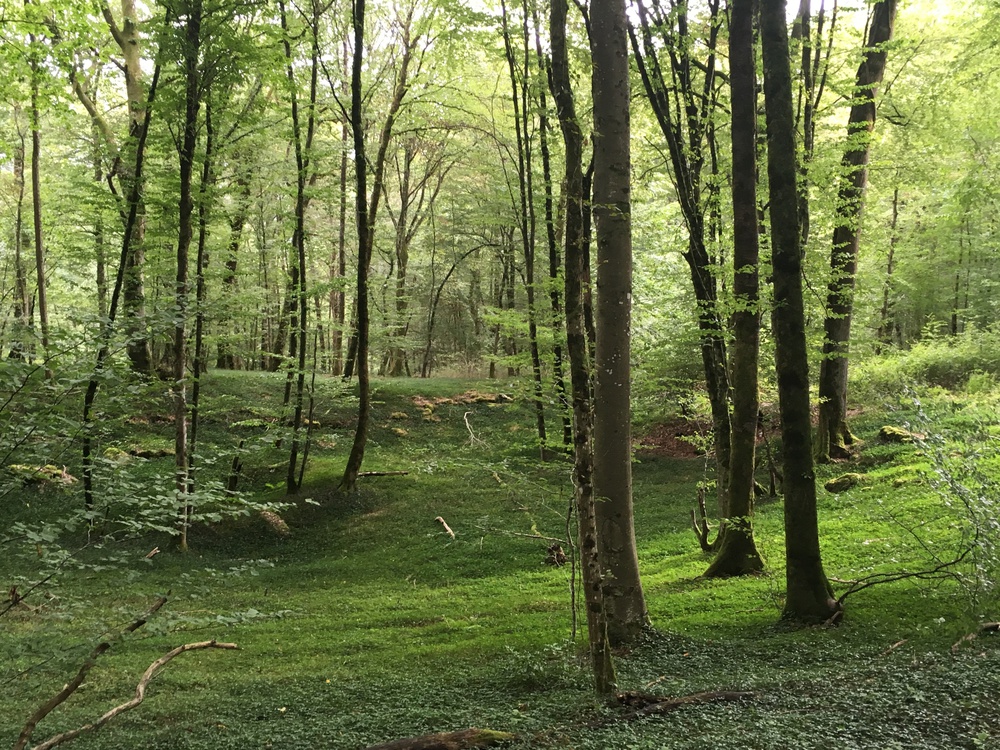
591,0,649,645
704,0,764,577
551,0,614,694
760,0,840,624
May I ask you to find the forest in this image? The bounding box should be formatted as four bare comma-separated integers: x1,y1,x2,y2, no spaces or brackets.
3,0,1000,746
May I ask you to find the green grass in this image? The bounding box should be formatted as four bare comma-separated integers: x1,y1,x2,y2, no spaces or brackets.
4,372,1000,749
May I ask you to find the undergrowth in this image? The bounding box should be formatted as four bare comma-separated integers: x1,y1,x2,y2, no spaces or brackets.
3,372,1000,749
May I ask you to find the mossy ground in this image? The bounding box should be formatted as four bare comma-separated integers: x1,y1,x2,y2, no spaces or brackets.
3,372,1000,749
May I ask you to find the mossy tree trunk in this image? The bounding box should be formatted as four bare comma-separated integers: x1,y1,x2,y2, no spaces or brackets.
816,0,897,463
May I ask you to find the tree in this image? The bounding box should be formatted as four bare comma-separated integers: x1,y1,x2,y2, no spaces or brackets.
816,0,898,462
169,0,204,550
759,0,840,624
499,0,548,459
704,0,764,578
342,0,424,491
550,0,614,694
591,0,649,645
629,0,732,516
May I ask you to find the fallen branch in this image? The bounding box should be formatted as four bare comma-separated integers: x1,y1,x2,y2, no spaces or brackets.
464,412,485,447
29,640,238,750
473,524,564,545
363,728,515,750
359,470,410,477
435,516,456,539
881,639,908,656
618,690,754,720
952,622,1000,653
14,596,168,750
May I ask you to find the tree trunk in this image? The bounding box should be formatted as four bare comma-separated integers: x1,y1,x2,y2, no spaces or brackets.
81,49,163,511
704,0,764,578
188,104,215,502
343,4,417,490
760,0,840,624
591,0,649,645
629,0,732,516
551,0,614,694
500,0,547,459
533,17,572,447
28,40,50,369
174,0,202,550
115,0,155,376
281,0,319,494
331,116,349,376
9,124,31,360
216,164,251,370
875,185,900,353
816,0,897,463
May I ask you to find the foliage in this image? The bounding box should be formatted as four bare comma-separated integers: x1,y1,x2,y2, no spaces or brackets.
852,328,1000,399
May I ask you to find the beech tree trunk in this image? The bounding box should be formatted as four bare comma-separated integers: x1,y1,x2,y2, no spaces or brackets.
760,0,840,624
592,0,649,646
174,0,202,550
704,0,764,577
816,0,897,463
629,0,732,516
550,0,614,694
343,5,417,490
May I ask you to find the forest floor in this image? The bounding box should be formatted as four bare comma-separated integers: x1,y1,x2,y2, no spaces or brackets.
4,372,1000,749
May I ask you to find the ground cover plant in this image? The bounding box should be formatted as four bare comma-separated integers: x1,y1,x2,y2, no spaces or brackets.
4,372,1000,750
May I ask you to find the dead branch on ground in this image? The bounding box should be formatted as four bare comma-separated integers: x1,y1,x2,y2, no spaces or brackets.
952,622,1000,653
27,640,238,750
13,596,168,750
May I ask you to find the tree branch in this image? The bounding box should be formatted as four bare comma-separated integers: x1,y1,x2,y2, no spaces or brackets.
13,596,168,750
29,640,238,750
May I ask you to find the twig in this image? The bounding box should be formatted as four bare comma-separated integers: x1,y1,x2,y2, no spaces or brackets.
14,596,168,750
29,640,238,750
473,524,564,545
435,516,456,539
358,470,410,477
689,486,713,552
881,639,908,656
464,411,486,447
951,622,1000,653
